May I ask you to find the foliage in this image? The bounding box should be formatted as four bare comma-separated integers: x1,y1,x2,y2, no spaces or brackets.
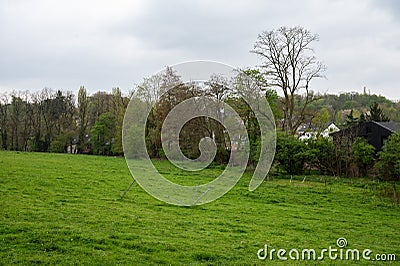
345,109,360,126
265,88,282,121
110,87,127,155
91,112,116,155
308,137,340,176
365,101,390,122
227,97,261,168
375,132,400,180
49,139,65,153
77,86,88,153
311,107,330,133
352,137,376,177
30,132,48,152
274,131,309,174
48,132,75,153
0,71,399,165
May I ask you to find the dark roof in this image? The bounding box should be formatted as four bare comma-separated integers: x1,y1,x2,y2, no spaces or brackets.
373,121,400,133
330,121,400,137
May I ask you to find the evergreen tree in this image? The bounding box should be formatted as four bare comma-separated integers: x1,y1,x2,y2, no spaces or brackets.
366,102,390,122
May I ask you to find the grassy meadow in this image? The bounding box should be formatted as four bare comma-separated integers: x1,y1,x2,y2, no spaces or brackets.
0,151,399,265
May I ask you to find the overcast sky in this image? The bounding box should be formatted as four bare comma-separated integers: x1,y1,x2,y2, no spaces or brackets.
1,0,399,100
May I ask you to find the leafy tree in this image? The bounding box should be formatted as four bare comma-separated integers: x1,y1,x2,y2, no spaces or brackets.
375,132,400,180
242,68,282,122
274,131,309,175
265,88,282,121
88,91,112,127
110,87,126,155
40,89,69,151
309,137,339,176
352,137,375,177
77,86,89,153
30,132,48,152
241,68,268,89
49,133,67,153
227,97,260,168
91,112,116,155
311,107,330,134
123,96,149,159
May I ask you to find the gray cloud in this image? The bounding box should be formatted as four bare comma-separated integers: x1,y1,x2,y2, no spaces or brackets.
374,0,400,19
0,0,399,99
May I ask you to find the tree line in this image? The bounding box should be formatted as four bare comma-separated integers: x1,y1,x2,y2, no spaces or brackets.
0,87,128,155
1,26,399,180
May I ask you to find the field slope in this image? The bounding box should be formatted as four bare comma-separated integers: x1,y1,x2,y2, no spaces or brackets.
0,151,399,265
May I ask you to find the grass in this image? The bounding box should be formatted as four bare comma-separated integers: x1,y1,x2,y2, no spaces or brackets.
0,151,399,265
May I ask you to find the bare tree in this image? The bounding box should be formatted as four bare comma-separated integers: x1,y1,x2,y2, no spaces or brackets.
205,74,231,163
252,26,326,134
30,91,45,151
10,91,23,150
21,90,33,151
134,74,163,108
0,93,9,150
40,88,54,148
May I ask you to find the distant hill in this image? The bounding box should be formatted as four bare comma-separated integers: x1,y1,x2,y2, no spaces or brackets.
306,91,400,125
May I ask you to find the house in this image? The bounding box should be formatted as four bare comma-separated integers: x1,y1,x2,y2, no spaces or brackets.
321,123,341,138
331,121,400,151
298,122,340,141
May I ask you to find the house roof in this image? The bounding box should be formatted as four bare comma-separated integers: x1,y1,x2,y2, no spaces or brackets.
329,121,400,136
373,121,400,133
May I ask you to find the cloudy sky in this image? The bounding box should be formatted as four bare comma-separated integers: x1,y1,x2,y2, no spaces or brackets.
1,0,400,99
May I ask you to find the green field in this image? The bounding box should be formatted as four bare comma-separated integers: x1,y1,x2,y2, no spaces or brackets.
0,151,399,265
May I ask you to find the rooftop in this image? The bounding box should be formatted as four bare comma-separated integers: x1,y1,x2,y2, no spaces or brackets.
374,121,400,133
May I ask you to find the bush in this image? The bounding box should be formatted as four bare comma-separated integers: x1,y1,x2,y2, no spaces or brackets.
309,137,339,176
274,131,309,175
49,140,65,153
352,137,375,177
30,133,49,152
375,132,400,181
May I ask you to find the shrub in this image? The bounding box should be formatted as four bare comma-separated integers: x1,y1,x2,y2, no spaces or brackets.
352,137,375,177
375,132,400,181
274,131,309,175
309,137,339,176
49,140,65,153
